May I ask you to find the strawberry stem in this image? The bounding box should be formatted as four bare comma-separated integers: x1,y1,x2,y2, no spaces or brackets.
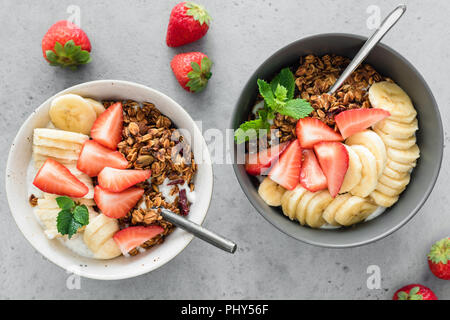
428,238,450,264
45,40,91,70
185,1,212,26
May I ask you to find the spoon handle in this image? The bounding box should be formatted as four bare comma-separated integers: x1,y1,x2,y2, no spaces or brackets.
328,4,407,95
159,208,237,254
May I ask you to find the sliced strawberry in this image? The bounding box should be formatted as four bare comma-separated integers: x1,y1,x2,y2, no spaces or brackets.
94,186,144,219
98,167,151,192
77,140,128,177
313,142,349,197
296,117,343,149
245,142,289,176
268,140,302,190
299,149,328,192
90,102,123,150
33,159,88,197
113,225,164,255
335,108,391,139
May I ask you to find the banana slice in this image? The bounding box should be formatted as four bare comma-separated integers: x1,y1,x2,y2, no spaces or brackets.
374,118,418,139
323,193,352,226
33,135,83,152
370,190,399,207
375,182,404,197
387,145,420,164
49,94,97,135
386,158,416,173
295,191,317,225
346,130,387,177
349,145,378,198
84,214,121,259
334,196,377,226
378,173,411,190
339,145,362,193
84,98,106,116
389,112,417,124
258,178,287,207
373,127,416,150
34,128,89,145
33,145,79,160
281,186,307,220
383,166,409,180
368,81,417,119
305,190,333,228
34,208,62,239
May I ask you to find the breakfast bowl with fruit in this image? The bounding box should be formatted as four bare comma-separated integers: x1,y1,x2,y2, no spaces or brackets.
232,34,443,247
6,80,213,280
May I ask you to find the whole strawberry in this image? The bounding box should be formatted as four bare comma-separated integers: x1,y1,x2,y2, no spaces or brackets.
393,284,437,300
166,2,211,47
42,20,92,69
170,52,212,93
428,237,450,280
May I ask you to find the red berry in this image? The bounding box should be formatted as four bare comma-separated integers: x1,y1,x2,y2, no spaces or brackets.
268,140,302,190
113,226,165,255
98,167,151,193
393,284,437,300
244,142,289,176
94,186,144,219
299,149,328,192
170,52,212,92
41,20,91,69
90,102,123,150
296,118,343,149
166,2,211,47
335,108,390,139
428,237,450,280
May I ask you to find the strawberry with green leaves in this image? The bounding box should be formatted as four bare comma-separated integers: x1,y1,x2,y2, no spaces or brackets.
235,68,313,144
170,52,212,93
41,20,92,70
166,2,212,47
428,237,450,280
393,284,437,300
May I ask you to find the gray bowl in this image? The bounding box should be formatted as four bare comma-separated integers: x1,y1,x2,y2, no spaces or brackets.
231,33,443,248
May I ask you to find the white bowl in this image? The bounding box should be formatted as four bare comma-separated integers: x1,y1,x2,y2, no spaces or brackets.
5,80,213,280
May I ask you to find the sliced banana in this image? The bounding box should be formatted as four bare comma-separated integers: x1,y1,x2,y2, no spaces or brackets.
387,145,420,164
305,190,333,228
84,98,106,116
34,128,89,145
339,145,362,194
378,173,411,190
374,118,418,139
334,196,377,226
84,214,121,259
295,191,317,225
49,94,97,135
389,112,417,124
375,182,404,197
383,166,409,180
346,130,386,177
323,193,352,226
349,145,378,198
370,190,399,207
373,127,416,150
368,81,417,119
386,158,416,173
33,135,83,152
33,145,79,160
34,208,62,239
281,186,307,220
258,178,287,207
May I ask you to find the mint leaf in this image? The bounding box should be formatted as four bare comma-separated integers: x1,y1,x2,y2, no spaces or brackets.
270,68,295,100
234,118,270,144
73,205,89,225
274,84,288,105
68,220,84,239
56,209,73,237
277,99,313,119
257,79,275,108
56,196,75,210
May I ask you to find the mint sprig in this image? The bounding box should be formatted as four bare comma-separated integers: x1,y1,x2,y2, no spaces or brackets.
234,68,313,143
55,196,89,239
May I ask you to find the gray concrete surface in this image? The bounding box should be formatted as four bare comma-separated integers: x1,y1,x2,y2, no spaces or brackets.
1,0,449,300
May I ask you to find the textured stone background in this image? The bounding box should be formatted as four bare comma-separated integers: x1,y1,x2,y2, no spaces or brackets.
1,0,449,299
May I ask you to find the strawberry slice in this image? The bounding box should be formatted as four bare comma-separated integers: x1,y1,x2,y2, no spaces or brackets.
98,167,151,192
296,117,343,149
77,140,128,177
94,186,144,219
335,108,391,139
313,142,349,197
33,159,88,197
113,225,164,255
245,142,289,176
299,149,328,192
90,102,123,150
268,140,302,190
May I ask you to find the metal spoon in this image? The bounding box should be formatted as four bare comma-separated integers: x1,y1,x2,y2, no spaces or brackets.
156,207,237,254
328,4,407,95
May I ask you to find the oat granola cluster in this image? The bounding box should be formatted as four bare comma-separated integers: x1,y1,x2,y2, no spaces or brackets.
272,54,388,142
103,100,197,255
